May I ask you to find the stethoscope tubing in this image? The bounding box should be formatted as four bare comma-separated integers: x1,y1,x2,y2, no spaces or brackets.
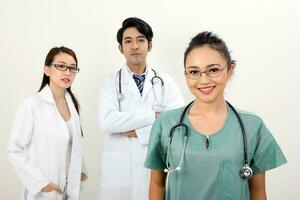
165,100,252,179
117,68,165,103
226,101,249,165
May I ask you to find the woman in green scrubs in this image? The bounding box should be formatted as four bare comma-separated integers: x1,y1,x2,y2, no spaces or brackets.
144,31,287,200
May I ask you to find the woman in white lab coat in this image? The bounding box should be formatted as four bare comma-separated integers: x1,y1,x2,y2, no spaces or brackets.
7,46,87,200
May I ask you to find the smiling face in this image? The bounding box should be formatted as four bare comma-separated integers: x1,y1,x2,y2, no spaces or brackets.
119,27,152,68
44,52,77,90
184,45,234,104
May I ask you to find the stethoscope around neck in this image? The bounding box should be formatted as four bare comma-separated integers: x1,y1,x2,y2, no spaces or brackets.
164,101,253,180
116,68,166,109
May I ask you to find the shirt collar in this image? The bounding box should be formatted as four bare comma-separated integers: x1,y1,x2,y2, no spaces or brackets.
125,64,148,77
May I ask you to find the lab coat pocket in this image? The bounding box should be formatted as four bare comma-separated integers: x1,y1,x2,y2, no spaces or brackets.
40,191,58,200
80,179,87,191
102,152,131,187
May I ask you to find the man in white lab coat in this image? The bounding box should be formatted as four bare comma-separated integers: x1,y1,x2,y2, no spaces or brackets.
98,17,184,200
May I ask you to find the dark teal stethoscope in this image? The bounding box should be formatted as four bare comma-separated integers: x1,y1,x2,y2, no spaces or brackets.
164,101,253,180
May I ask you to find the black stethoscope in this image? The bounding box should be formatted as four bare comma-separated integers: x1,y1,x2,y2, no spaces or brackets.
116,68,166,109
164,101,253,180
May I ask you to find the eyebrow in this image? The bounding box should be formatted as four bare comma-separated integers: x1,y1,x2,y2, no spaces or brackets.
123,35,146,40
56,61,67,64
187,63,221,69
55,61,76,66
137,35,146,39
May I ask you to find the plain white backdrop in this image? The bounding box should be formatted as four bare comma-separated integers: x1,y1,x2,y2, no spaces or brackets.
1,0,299,199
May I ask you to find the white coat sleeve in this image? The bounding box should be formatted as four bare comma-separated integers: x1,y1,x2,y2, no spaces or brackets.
99,77,155,134
81,157,88,175
7,98,49,196
135,75,185,146
135,125,152,146
164,75,185,110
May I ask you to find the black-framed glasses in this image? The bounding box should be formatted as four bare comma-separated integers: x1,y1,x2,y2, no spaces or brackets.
50,64,80,73
185,65,227,79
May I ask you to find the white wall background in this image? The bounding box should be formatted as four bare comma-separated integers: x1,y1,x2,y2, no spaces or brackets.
1,0,299,199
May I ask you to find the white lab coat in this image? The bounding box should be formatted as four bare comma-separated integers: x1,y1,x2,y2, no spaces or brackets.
7,85,87,200
98,66,184,200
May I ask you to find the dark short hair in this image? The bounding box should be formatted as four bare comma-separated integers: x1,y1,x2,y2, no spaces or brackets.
117,17,153,45
184,31,235,66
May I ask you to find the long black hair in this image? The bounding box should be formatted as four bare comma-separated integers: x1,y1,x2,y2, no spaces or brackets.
39,46,83,136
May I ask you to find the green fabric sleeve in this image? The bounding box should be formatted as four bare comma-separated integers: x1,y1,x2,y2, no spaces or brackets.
251,122,287,175
144,117,166,170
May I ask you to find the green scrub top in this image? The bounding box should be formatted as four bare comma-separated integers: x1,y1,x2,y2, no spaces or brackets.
144,105,287,200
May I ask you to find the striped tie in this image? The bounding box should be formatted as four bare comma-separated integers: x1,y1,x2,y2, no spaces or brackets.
133,74,146,96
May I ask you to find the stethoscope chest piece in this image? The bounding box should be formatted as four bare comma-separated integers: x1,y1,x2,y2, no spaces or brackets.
117,92,125,102
240,164,253,179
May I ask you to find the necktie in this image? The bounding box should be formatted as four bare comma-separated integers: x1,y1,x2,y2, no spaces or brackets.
133,74,146,96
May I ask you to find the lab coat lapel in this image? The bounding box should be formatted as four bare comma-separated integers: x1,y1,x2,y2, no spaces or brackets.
38,85,69,134
38,85,56,104
142,69,154,100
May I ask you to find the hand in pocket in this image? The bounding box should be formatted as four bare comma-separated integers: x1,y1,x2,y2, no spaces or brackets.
41,183,63,194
